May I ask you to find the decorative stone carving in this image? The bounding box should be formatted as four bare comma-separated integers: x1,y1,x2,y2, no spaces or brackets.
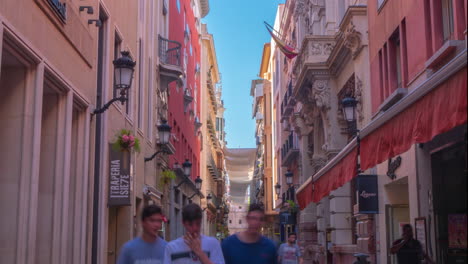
309,42,335,56
292,113,307,137
343,21,363,59
294,0,309,18
355,76,364,122
311,80,330,110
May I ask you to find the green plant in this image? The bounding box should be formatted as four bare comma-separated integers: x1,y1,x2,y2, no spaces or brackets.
112,129,141,153
159,170,176,188
286,200,298,213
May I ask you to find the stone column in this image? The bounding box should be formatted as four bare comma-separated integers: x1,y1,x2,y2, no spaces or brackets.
316,197,330,263
299,202,317,262
329,183,354,262
356,214,376,263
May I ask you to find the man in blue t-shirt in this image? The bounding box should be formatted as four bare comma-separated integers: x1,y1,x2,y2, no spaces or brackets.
117,205,167,264
221,203,277,264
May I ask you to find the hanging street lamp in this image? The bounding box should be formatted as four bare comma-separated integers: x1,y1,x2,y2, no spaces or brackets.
341,96,358,122
183,159,192,178
93,51,136,114
275,182,281,196
286,170,293,186
144,119,173,162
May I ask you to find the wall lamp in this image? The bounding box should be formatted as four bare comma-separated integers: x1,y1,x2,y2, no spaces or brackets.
144,120,172,162
341,96,358,136
188,176,203,201
173,159,193,189
93,51,135,114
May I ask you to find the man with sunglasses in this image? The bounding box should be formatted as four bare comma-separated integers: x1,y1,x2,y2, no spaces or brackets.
221,203,277,264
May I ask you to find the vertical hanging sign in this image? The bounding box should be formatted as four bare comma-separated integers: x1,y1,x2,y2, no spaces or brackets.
108,144,131,206
356,174,379,214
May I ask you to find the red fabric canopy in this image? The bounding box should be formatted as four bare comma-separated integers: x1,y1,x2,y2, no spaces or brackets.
297,148,358,210
361,68,467,170
297,67,466,210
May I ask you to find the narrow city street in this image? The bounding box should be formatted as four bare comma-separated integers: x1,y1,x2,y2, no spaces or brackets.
0,0,467,264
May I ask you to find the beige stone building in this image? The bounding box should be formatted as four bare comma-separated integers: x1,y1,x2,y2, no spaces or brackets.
269,0,373,263
200,23,227,238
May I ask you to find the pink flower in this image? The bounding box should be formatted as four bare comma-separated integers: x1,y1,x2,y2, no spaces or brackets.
129,135,135,142
129,141,135,147
122,135,130,142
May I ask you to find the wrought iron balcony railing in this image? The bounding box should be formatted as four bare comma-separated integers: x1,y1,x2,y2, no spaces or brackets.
281,131,300,166
158,35,181,67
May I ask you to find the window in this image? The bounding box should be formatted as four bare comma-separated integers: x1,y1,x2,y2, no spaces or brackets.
390,30,402,89
113,32,122,99
441,0,454,41
137,39,143,124
239,220,242,225
229,220,232,224
147,58,153,137
176,0,181,13
377,0,386,9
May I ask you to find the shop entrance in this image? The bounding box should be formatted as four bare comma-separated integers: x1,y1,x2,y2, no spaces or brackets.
384,177,410,264
431,142,467,264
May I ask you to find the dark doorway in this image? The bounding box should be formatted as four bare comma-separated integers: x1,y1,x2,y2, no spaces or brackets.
431,141,467,264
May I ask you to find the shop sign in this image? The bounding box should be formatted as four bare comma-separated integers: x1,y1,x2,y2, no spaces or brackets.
415,217,428,254
356,174,379,214
108,145,131,206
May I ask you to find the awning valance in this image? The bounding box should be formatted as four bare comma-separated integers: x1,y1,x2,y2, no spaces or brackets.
361,67,467,170
297,50,467,210
297,147,358,209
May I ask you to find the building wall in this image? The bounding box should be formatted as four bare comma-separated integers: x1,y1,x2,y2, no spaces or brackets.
168,0,202,179
368,1,467,263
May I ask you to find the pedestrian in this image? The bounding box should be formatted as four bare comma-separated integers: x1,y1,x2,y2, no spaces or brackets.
163,203,224,264
278,233,303,264
117,204,167,264
221,203,277,264
390,224,434,264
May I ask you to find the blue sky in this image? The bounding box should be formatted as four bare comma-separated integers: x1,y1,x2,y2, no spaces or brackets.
203,0,284,148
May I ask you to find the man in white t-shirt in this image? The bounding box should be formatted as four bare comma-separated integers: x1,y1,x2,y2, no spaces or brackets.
164,203,224,264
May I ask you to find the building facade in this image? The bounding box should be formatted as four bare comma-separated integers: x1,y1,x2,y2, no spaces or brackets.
200,23,227,237
166,0,211,241
270,1,467,264
0,0,226,263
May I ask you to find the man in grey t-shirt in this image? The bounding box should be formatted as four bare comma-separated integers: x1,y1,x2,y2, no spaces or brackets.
278,233,302,264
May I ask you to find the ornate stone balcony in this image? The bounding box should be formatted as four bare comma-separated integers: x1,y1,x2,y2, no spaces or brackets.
293,35,336,94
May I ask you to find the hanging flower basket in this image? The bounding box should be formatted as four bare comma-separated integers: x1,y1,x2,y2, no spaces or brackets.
112,129,141,153
159,170,176,188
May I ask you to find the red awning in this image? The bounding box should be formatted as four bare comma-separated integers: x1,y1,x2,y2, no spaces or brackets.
297,148,358,209
361,68,467,170
297,53,467,210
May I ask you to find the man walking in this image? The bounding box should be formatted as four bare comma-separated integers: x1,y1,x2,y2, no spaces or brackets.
390,224,434,264
163,203,224,264
117,204,167,264
221,203,277,264
278,233,303,264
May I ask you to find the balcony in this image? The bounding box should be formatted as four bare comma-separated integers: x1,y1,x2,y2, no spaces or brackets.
281,132,300,167
207,73,218,114
292,35,335,96
207,152,221,180
208,191,222,209
158,35,183,88
280,81,295,120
